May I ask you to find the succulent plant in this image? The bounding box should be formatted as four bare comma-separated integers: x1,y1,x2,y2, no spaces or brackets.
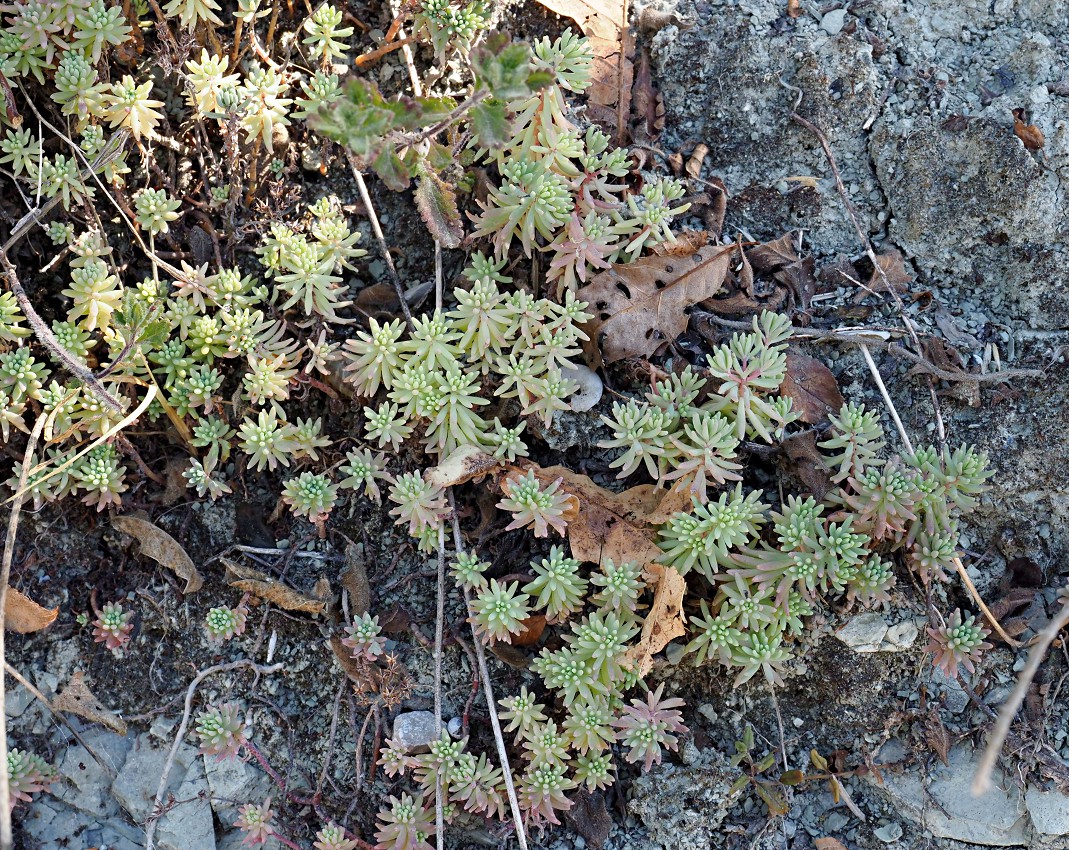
497,469,573,537
92,601,134,650
6,748,55,808
341,613,387,661
613,684,687,771
204,599,249,643
925,609,992,677
234,798,275,845
195,703,246,760
374,793,435,850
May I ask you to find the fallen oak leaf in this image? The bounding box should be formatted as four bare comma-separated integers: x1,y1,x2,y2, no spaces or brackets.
621,562,686,677
112,514,203,594
54,671,127,736
5,587,57,633
780,352,844,424
222,558,325,615
525,465,662,566
577,243,734,363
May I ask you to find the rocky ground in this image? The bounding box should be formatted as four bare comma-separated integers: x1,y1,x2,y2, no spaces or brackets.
6,1,1069,849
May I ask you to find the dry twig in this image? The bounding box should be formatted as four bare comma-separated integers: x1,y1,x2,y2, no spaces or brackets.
448,497,529,850
973,589,1069,795
0,412,47,849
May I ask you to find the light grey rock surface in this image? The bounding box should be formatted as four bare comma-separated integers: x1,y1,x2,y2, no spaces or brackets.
158,757,217,850
112,731,197,822
874,744,1031,845
1025,786,1069,836
205,751,274,822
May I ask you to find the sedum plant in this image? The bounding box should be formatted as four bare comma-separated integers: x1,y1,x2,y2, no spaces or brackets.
0,6,1009,845
6,748,55,809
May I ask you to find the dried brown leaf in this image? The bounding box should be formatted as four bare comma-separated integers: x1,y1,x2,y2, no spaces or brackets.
746,233,799,273
621,563,686,677
425,445,503,489
528,466,662,567
736,236,754,296
112,514,203,594
565,790,612,848
341,544,371,616
1012,108,1045,150
488,641,530,669
54,671,128,736
223,558,325,615
511,614,547,647
786,0,803,17
774,257,817,311
867,249,912,295
630,48,663,141
650,229,709,257
685,143,709,181
779,431,833,501
329,635,367,683
414,168,463,248
780,352,844,423
923,708,951,766
577,243,733,363
814,839,849,850
5,588,57,633
702,288,786,316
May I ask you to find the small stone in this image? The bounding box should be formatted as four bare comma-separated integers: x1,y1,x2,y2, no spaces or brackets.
698,704,718,724
1025,786,1069,835
820,9,847,35
881,619,920,651
836,613,889,652
874,822,903,842
392,711,440,751
665,641,687,666
447,716,463,737
565,364,603,413
824,812,849,833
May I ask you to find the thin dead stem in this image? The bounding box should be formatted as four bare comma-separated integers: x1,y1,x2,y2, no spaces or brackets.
345,153,414,327
859,344,914,455
448,496,529,850
973,589,1069,795
952,557,1021,649
0,412,47,849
